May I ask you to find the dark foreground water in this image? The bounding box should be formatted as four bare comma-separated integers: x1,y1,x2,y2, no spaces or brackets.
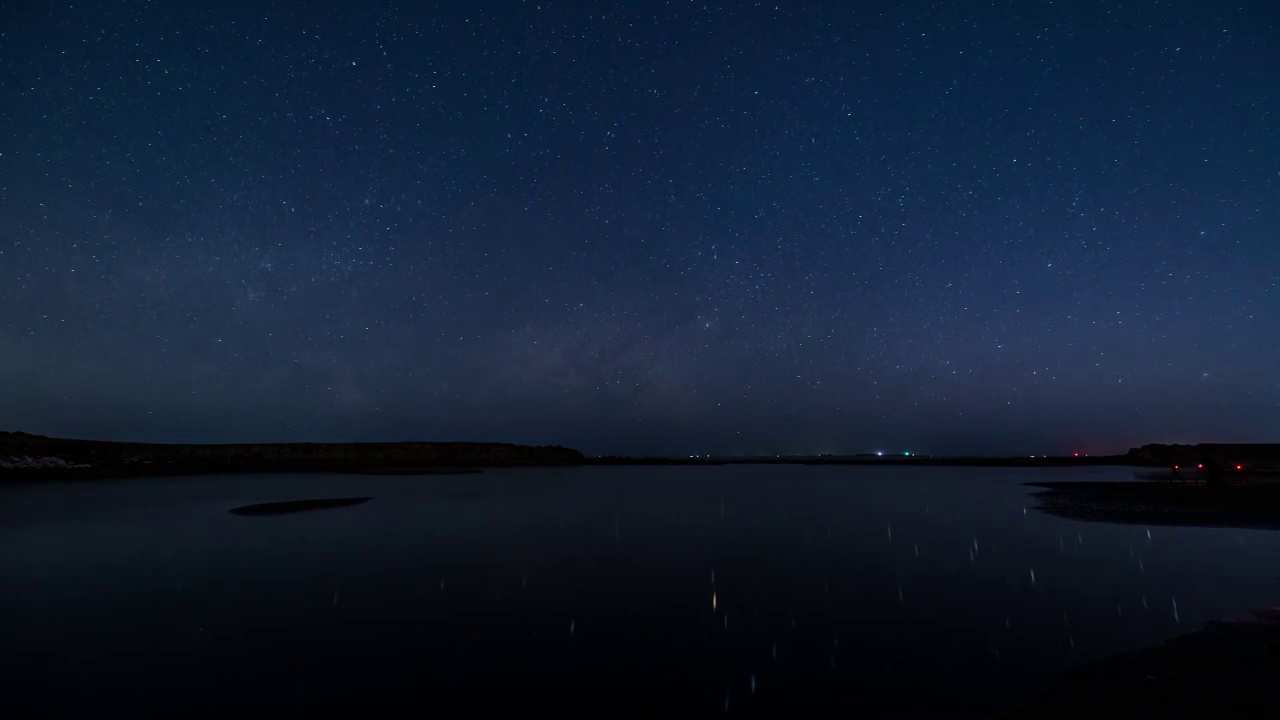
3,466,1279,717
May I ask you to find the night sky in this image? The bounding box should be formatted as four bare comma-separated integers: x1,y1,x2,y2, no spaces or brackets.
1,1,1276,456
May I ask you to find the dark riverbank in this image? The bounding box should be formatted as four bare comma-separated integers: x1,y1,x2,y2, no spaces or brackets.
587,454,1132,467
0,430,1133,480
8,431,1280,480
0,463,488,482
996,614,1280,719
0,431,583,481
593,442,1280,468
1028,481,1280,530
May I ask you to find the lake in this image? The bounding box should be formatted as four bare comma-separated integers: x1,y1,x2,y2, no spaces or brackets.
3,465,1279,716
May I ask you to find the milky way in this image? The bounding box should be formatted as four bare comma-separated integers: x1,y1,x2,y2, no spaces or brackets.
1,1,1276,455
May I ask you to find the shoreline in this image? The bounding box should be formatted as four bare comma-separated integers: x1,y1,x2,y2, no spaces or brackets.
1,456,1142,482
586,455,1133,467
995,614,1280,718
5,430,1279,482
0,464,491,483
0,431,584,482
1027,481,1280,530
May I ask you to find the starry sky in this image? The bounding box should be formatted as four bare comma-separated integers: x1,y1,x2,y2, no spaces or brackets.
1,1,1277,456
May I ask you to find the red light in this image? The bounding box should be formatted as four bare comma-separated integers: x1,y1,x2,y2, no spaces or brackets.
1198,464,1203,469
1237,465,1243,471
1174,465,1179,469
1073,452,1079,457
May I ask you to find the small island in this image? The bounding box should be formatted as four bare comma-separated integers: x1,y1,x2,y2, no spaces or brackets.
229,497,373,516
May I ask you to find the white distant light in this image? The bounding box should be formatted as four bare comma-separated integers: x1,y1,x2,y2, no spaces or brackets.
875,451,883,457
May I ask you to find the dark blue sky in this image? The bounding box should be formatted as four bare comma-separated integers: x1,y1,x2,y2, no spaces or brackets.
2,1,1277,456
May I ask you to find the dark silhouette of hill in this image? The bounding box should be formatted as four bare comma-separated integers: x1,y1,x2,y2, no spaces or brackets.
0,431,583,479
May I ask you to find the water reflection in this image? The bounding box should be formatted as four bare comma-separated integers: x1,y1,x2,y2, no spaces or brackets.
0,466,1278,716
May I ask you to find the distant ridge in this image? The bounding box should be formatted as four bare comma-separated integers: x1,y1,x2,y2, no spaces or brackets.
0,431,584,478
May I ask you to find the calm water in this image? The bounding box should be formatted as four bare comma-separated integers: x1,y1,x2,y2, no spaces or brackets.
3,466,1279,716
